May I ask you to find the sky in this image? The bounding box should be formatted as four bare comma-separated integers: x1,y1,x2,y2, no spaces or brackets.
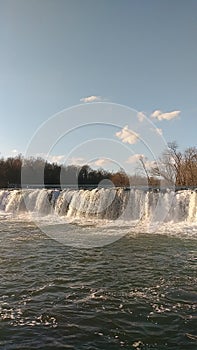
0,0,197,173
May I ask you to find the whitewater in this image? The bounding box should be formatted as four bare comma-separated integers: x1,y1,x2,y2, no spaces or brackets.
0,188,196,242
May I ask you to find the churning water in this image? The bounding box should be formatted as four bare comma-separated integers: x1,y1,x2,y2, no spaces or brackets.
0,189,196,349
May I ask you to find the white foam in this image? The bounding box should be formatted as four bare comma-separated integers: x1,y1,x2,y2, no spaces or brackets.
0,188,196,238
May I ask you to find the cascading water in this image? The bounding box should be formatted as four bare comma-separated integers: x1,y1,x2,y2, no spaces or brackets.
0,188,196,224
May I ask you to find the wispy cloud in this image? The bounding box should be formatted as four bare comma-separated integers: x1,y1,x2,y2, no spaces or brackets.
151,110,180,121
80,95,101,103
156,128,163,136
137,112,146,122
150,127,163,136
115,126,139,144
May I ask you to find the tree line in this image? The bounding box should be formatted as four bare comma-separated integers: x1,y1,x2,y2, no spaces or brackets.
0,143,196,188
0,156,126,188
0,156,156,188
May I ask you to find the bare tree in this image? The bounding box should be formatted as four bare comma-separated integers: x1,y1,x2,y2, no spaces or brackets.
182,147,197,186
151,142,197,187
138,156,151,185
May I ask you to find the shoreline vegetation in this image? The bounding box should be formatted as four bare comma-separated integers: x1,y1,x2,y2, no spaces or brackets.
0,143,196,189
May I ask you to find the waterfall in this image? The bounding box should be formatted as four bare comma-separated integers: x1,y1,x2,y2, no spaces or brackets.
0,188,196,224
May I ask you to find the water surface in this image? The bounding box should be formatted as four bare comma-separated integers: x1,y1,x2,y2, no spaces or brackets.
0,221,196,349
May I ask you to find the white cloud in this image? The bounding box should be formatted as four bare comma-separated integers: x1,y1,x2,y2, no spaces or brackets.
34,153,65,164
48,155,65,164
67,157,86,165
80,95,101,103
126,154,144,164
151,110,162,119
11,149,19,154
94,158,110,167
144,160,156,169
126,154,157,171
151,109,180,121
115,125,139,144
137,111,146,122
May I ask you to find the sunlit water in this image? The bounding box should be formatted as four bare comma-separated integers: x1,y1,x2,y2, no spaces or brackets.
0,220,196,350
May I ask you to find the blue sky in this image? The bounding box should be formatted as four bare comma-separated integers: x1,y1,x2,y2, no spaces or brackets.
0,0,197,171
